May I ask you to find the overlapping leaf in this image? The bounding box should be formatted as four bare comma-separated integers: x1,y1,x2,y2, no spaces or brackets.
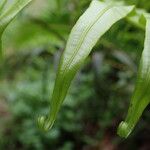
38,0,134,131
0,0,32,56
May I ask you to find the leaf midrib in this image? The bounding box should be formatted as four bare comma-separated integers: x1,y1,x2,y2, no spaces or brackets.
61,5,112,74
50,4,113,116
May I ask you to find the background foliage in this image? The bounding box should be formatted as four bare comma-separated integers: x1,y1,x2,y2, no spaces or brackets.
0,0,150,149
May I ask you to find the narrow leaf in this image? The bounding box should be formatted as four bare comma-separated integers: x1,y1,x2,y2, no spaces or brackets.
117,15,150,138
0,0,32,56
38,0,134,131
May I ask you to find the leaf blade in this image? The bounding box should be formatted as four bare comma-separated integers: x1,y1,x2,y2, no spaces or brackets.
117,15,150,138
38,0,134,131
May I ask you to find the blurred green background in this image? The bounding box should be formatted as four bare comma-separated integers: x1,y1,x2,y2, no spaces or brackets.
0,0,150,149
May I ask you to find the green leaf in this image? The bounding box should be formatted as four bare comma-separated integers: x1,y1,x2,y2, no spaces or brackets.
0,0,7,13
0,0,32,56
117,14,150,138
38,0,134,131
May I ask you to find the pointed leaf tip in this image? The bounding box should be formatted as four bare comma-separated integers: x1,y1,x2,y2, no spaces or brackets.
38,116,54,131
117,121,132,138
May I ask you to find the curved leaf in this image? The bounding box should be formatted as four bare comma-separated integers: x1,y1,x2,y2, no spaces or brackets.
0,0,32,56
38,0,134,131
117,14,150,138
